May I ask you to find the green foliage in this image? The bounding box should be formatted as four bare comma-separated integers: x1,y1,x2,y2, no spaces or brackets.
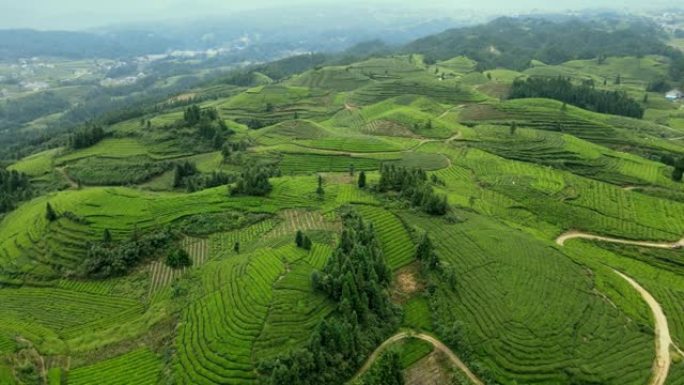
378,165,449,215
166,248,192,269
173,161,198,188
674,167,684,182
45,202,57,222
416,232,440,271
83,227,177,278
405,17,676,71
510,77,644,118
230,165,277,196
0,169,31,214
295,230,313,250
69,124,106,149
355,350,405,385
673,157,684,182
102,229,112,243
67,156,173,186
259,209,398,385
316,175,325,196
183,104,234,142
173,211,271,236
358,171,367,188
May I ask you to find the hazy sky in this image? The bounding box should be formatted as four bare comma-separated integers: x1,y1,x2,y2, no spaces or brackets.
0,0,681,30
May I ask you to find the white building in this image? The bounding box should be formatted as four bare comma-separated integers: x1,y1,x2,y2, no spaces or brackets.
666,89,683,101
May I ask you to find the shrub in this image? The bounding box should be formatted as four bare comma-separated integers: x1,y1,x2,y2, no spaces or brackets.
166,249,192,269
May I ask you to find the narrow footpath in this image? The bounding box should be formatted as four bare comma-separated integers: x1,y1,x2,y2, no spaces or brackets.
353,330,484,385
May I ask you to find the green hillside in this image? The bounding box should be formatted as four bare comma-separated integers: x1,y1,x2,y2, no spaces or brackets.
2,16,684,385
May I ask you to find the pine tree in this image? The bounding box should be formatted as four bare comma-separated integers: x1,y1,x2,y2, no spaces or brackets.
510,121,518,135
316,175,324,196
302,236,312,250
173,165,183,188
212,132,224,149
45,202,57,222
358,171,366,188
416,232,440,271
103,229,112,243
234,242,240,254
166,249,192,269
295,230,304,248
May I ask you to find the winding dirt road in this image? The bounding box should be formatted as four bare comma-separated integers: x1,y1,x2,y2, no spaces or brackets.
556,231,684,385
353,331,484,385
614,271,671,385
56,167,79,189
555,231,684,249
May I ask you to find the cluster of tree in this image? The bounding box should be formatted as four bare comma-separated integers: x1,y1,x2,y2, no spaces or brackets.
173,161,199,188
0,91,70,130
166,248,192,269
182,105,234,146
221,139,251,164
230,165,279,196
353,350,404,385
259,209,398,385
236,118,274,130
412,119,432,131
312,210,394,320
415,232,440,271
671,157,684,182
0,169,31,214
377,165,449,215
82,227,178,278
509,76,644,119
66,157,174,186
192,171,236,192
295,230,313,250
415,231,458,290
671,55,684,85
68,124,106,149
646,78,671,93
173,160,237,192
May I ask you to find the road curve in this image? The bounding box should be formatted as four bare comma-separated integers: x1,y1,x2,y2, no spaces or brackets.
555,231,684,249
556,231,680,385
353,331,484,385
613,271,672,385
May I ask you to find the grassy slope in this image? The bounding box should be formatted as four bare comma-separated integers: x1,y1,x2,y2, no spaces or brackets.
2,51,684,385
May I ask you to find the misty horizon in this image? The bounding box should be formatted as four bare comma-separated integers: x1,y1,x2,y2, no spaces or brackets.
0,0,682,31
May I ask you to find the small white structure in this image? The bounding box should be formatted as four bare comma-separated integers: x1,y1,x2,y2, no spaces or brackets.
666,89,683,101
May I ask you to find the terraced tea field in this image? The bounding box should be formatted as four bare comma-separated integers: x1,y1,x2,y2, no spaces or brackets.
2,40,684,385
